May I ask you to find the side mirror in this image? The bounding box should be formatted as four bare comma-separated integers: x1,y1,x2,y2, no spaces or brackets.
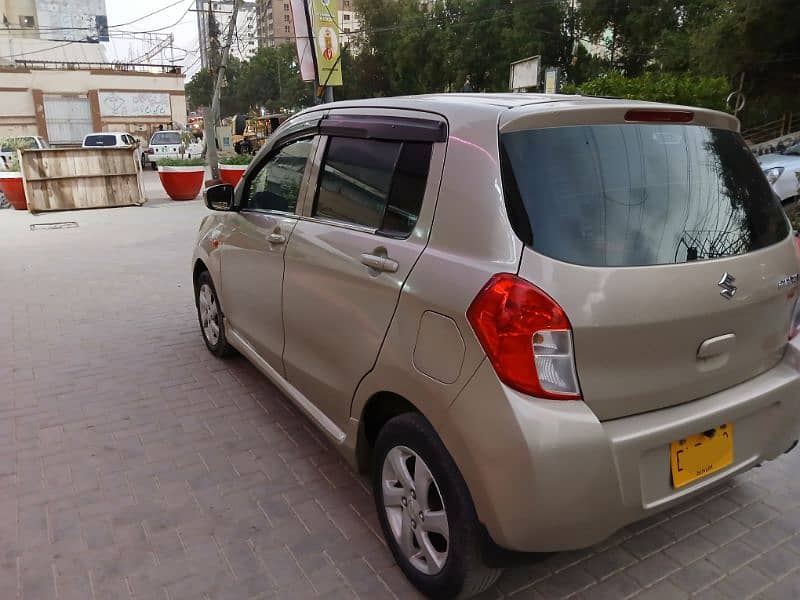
205,184,235,211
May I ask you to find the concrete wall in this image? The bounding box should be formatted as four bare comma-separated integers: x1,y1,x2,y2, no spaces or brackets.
0,67,186,142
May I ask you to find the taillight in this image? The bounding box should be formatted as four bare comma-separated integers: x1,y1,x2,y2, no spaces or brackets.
790,297,800,340
146,148,154,154
466,273,581,400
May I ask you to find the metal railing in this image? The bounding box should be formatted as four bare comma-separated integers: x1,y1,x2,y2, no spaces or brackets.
11,60,182,75
742,112,800,145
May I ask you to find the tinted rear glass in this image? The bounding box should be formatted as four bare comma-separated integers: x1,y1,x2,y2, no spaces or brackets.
151,132,181,145
501,125,789,267
84,135,117,146
1,137,36,152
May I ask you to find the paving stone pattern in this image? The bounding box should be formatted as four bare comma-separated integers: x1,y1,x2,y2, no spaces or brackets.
1,174,799,599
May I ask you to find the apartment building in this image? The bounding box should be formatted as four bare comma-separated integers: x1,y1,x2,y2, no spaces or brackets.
256,0,294,48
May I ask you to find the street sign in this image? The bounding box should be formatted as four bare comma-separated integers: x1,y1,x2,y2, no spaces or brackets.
509,56,540,91
545,67,561,94
311,0,343,87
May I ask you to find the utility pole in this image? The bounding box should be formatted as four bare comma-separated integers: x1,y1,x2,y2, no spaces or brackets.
204,0,241,181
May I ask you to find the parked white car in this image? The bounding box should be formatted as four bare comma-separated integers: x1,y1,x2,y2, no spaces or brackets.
82,132,140,148
0,135,49,170
758,143,800,203
145,130,185,170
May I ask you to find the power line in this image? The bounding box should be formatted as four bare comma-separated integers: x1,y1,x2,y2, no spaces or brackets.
110,0,191,29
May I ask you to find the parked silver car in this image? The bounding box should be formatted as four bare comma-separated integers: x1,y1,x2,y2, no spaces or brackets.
758,142,800,203
192,94,800,598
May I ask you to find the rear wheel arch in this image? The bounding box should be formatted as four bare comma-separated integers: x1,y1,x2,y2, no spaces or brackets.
357,391,420,474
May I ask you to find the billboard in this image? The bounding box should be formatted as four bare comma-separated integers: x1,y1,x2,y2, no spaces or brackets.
311,0,342,86
508,55,540,91
36,0,109,43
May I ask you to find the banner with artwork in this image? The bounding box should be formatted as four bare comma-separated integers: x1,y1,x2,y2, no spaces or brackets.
310,0,343,86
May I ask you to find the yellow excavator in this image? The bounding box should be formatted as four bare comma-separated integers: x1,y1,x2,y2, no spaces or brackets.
231,113,289,155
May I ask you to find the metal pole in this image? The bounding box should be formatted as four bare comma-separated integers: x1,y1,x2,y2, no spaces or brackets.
204,0,241,180
323,86,333,103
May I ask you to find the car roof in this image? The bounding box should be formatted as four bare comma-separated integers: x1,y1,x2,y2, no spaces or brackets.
298,93,739,132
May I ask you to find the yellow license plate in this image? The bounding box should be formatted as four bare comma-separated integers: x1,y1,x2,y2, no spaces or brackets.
670,424,734,488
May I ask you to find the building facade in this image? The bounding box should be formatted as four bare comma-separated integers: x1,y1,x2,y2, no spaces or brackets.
1,0,109,42
256,0,296,48
196,0,259,68
0,62,187,144
255,0,360,50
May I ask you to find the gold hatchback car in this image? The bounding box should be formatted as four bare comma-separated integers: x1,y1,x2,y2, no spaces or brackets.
193,94,800,598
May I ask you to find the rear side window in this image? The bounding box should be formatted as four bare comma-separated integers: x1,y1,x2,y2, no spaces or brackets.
84,135,117,147
313,137,432,235
151,132,181,145
501,125,789,267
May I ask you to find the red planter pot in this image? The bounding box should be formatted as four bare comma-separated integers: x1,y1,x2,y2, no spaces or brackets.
158,165,206,201
0,171,27,210
219,164,248,187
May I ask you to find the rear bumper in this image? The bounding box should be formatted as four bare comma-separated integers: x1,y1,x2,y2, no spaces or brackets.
442,339,800,552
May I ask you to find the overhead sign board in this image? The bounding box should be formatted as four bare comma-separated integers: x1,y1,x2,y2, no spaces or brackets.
311,0,343,86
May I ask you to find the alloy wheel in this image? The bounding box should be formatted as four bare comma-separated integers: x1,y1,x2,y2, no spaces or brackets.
198,283,220,346
382,445,450,575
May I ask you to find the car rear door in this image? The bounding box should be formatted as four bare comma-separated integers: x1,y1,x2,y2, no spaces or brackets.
281,111,447,432
501,112,798,421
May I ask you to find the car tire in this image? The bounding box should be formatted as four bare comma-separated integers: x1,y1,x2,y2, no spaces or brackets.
195,270,234,358
373,413,502,599
151,161,158,171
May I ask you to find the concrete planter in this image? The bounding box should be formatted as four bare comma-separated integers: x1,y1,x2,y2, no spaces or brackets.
157,165,205,201
0,171,27,210
218,164,248,187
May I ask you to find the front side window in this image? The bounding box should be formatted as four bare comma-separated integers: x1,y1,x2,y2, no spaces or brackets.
313,136,432,235
245,137,313,213
501,124,789,267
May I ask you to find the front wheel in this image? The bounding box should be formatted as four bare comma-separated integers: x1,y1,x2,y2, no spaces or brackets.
373,413,501,598
195,271,233,357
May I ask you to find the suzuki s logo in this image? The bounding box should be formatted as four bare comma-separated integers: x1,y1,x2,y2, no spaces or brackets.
718,273,737,299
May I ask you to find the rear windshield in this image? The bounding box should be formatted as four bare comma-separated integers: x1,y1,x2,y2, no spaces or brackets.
84,135,118,147
1,137,37,152
501,125,789,267
151,132,181,145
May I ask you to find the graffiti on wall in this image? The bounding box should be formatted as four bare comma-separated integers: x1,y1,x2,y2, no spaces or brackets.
98,92,171,117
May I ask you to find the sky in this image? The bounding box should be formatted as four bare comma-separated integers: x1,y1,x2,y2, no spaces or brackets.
103,0,202,78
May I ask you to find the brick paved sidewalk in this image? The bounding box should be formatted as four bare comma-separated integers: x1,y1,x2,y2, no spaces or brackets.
1,176,799,599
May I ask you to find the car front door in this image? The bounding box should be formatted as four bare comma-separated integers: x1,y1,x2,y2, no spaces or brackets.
219,135,317,372
281,112,447,433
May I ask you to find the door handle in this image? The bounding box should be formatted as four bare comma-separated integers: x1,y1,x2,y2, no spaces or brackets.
268,232,286,244
360,253,399,273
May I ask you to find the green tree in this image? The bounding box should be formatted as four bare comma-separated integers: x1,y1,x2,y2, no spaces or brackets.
563,70,729,111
